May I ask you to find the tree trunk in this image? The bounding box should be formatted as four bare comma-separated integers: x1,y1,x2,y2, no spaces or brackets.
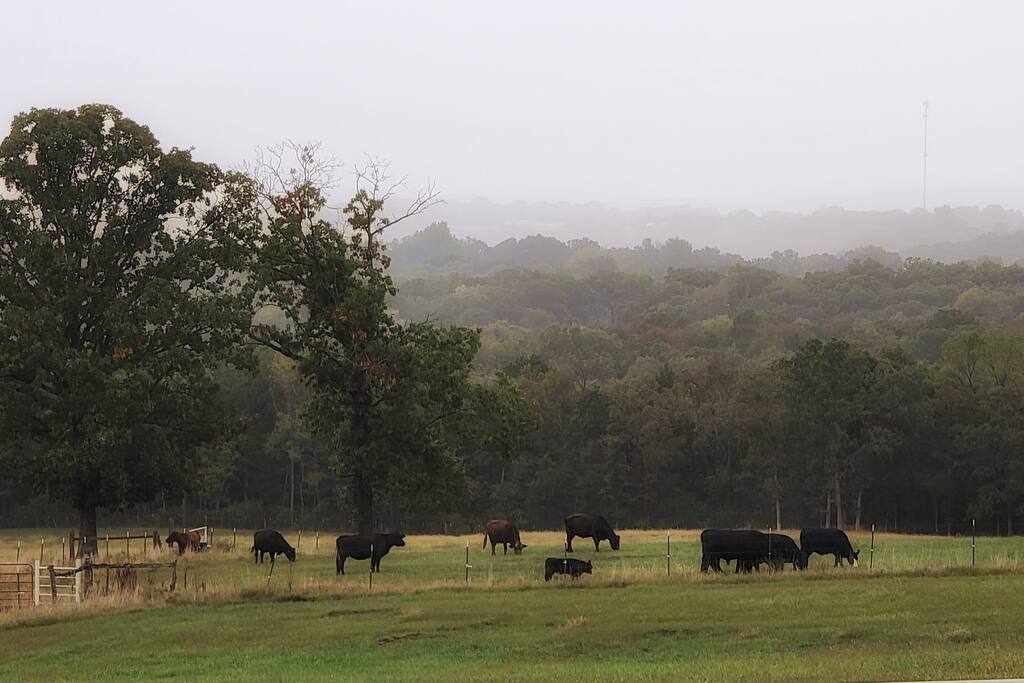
855,489,863,531
774,496,782,531
933,497,939,535
289,456,295,527
825,493,832,527
350,369,374,534
353,470,374,534
77,504,98,557
834,473,844,530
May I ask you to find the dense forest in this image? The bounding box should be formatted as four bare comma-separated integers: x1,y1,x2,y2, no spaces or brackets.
4,106,1024,539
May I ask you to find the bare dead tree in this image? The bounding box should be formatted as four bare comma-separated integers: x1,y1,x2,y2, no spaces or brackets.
245,141,343,225
345,154,442,266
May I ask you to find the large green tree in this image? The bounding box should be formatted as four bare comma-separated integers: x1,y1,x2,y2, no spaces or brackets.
247,145,530,532
0,105,256,552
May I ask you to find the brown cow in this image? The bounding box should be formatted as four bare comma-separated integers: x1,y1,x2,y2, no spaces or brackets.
166,530,202,555
482,519,527,555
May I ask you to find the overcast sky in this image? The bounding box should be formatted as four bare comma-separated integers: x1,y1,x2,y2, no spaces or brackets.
3,1,1023,212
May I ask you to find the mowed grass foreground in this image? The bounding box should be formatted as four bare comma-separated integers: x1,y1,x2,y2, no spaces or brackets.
3,529,1024,681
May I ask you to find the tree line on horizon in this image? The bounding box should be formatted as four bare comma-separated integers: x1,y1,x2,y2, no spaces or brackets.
2,104,1024,540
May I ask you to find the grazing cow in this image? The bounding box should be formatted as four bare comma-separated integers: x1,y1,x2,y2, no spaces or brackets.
700,529,769,573
335,532,406,574
482,520,527,556
764,533,807,571
165,530,202,555
564,514,620,552
800,528,859,567
251,529,296,564
544,557,592,581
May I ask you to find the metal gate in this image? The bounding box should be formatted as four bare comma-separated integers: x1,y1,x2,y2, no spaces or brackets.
0,563,34,610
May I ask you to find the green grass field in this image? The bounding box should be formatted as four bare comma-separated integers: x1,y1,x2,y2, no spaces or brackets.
2,528,1024,681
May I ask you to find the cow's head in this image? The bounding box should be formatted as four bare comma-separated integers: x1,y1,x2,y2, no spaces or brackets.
391,533,407,548
513,541,527,555
584,560,593,574
284,545,297,562
851,549,860,567
796,551,809,570
610,534,621,551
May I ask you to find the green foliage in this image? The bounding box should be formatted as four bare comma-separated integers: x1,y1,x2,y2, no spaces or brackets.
0,105,255,541
246,148,532,531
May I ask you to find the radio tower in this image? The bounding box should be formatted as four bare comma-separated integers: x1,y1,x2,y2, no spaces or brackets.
921,100,930,210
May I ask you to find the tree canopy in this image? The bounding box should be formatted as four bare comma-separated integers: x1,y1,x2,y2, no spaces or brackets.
0,104,257,550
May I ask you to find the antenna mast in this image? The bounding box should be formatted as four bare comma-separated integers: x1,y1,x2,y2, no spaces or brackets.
921,100,929,210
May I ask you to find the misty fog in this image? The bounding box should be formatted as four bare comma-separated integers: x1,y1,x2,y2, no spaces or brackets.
3,1,1023,255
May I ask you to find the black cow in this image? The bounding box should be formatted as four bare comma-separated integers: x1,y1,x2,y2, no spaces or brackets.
800,528,859,567
251,529,296,563
335,532,406,574
544,557,592,581
764,533,807,570
564,514,620,552
482,519,527,555
700,529,768,573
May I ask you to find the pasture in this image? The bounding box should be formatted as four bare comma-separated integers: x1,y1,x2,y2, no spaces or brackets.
3,528,1024,681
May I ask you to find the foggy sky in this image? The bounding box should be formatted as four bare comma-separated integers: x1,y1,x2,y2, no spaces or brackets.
3,1,1024,214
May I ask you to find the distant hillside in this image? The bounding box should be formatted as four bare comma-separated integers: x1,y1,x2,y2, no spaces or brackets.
387,222,904,279
908,231,1024,264
388,200,1024,259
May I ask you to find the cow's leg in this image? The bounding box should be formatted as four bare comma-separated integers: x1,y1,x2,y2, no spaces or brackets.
566,532,574,553
594,538,600,552
503,543,508,556
337,553,346,575
833,554,840,567
490,540,496,556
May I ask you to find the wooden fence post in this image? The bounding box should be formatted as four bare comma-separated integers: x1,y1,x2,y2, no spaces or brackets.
105,534,110,561
170,561,178,591
869,524,875,570
297,530,302,552
465,542,471,584
126,530,130,559
233,527,237,550
33,560,40,606
74,559,82,604
47,566,57,603
62,537,66,565
972,519,976,567
39,538,44,565
16,539,21,562
667,531,671,577
315,530,319,551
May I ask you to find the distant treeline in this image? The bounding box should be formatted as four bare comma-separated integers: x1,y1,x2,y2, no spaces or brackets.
387,220,1024,283
386,203,1024,277
6,104,1024,537
7,255,1024,536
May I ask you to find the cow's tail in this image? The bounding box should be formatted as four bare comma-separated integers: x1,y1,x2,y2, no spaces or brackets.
482,533,488,550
